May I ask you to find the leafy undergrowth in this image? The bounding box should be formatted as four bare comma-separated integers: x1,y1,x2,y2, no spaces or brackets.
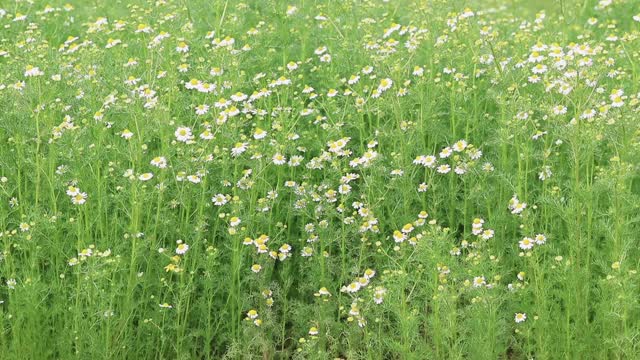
0,0,639,359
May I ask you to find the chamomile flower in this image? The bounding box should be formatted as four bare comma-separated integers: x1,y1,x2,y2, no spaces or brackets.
231,143,248,157
515,313,527,323
519,237,534,250
418,183,429,192
195,104,209,115
467,148,482,160
437,164,451,174
72,192,87,205
253,128,267,139
439,147,453,158
66,186,80,196
186,175,200,184
363,269,376,279
174,127,193,142
473,276,486,288
509,195,527,214
345,281,361,293
246,309,258,319
212,194,228,206
24,65,44,77
393,230,406,243
378,78,393,91
176,41,189,53
138,173,154,181
481,229,495,240
121,129,134,139
534,234,547,245
150,157,167,168
78,248,93,257
401,223,414,233
453,140,467,152
272,153,286,165
200,129,214,140
176,242,189,255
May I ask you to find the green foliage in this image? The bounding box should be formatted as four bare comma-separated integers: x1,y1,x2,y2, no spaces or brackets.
0,0,638,358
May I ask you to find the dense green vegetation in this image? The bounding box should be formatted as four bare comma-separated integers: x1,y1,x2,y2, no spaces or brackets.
0,0,638,358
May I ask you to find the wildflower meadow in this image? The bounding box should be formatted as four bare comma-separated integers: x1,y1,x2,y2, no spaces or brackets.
0,0,639,359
